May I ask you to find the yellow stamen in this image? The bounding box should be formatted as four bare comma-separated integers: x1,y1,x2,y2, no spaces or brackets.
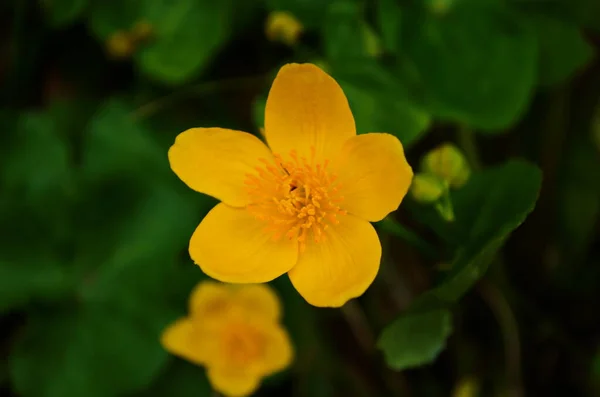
245,147,346,252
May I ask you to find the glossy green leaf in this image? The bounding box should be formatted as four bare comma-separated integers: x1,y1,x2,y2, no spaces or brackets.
532,15,594,86
10,308,167,397
402,2,537,130
376,0,401,54
332,61,431,146
81,99,165,182
378,309,453,370
411,160,542,304
42,0,88,27
138,0,234,84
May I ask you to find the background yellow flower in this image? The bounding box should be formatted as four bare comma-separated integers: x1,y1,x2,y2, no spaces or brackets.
168,63,414,308
161,281,293,397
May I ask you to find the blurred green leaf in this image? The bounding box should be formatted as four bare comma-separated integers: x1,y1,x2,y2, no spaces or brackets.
510,0,600,31
2,112,71,204
378,309,452,370
324,0,376,60
376,0,401,54
532,15,594,86
11,307,167,397
402,1,537,130
138,0,234,84
42,0,88,27
266,0,329,30
333,61,431,145
0,260,71,313
88,0,141,39
411,160,542,304
81,99,165,182
136,359,211,397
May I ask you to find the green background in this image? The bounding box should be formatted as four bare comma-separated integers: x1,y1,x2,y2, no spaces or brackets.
1,0,599,396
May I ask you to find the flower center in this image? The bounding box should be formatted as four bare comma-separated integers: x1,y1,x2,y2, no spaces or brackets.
244,148,346,252
221,322,264,366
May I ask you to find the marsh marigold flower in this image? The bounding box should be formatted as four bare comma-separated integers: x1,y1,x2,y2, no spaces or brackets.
161,281,293,397
168,63,413,307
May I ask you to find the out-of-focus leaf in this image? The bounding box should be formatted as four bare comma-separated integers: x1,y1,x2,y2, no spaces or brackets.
332,61,431,146
510,0,600,31
376,0,401,53
402,1,537,130
88,0,141,39
10,308,167,397
0,259,71,313
2,112,71,204
378,309,452,370
557,135,600,264
81,99,165,182
266,0,329,30
138,0,234,84
324,0,373,60
135,359,211,397
532,15,594,87
42,0,88,27
410,160,542,304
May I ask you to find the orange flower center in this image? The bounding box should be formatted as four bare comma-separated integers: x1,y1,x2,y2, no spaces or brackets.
221,322,265,366
244,148,346,251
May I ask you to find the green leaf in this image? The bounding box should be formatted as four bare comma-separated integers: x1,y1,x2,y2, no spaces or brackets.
81,99,165,182
376,0,401,54
0,259,71,313
532,15,594,86
88,0,141,39
411,160,542,304
402,2,537,130
10,308,167,397
378,309,453,370
324,0,373,60
136,359,211,397
2,112,71,204
42,0,88,27
137,0,234,84
332,61,431,146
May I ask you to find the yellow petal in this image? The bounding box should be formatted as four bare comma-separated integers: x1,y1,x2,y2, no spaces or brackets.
207,367,261,397
264,63,355,162
168,128,273,207
161,318,214,365
334,133,413,222
256,322,294,375
190,203,298,283
235,284,282,322
288,215,381,307
189,281,233,319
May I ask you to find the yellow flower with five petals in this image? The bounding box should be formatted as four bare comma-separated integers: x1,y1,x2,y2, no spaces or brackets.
168,63,413,307
161,281,293,397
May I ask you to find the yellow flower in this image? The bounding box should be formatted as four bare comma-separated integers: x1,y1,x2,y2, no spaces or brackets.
105,31,135,59
265,11,304,46
161,281,293,397
168,63,413,307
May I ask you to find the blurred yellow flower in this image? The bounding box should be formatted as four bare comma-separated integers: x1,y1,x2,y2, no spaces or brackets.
168,63,413,307
265,11,303,46
105,31,135,60
161,281,293,397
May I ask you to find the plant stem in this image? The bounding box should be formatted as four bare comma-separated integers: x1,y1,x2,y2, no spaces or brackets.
376,217,438,260
456,125,482,171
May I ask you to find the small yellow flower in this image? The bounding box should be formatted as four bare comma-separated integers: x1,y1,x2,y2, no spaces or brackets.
421,143,470,189
265,11,304,46
168,63,413,307
105,31,135,59
161,281,293,397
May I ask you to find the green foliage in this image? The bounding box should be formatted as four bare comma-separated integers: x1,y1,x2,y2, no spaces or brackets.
378,309,452,370
41,0,89,27
400,1,538,130
532,15,595,86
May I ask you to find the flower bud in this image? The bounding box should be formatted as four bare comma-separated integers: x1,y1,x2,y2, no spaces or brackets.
105,31,135,60
421,143,471,189
131,20,154,42
265,11,304,47
410,173,448,203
